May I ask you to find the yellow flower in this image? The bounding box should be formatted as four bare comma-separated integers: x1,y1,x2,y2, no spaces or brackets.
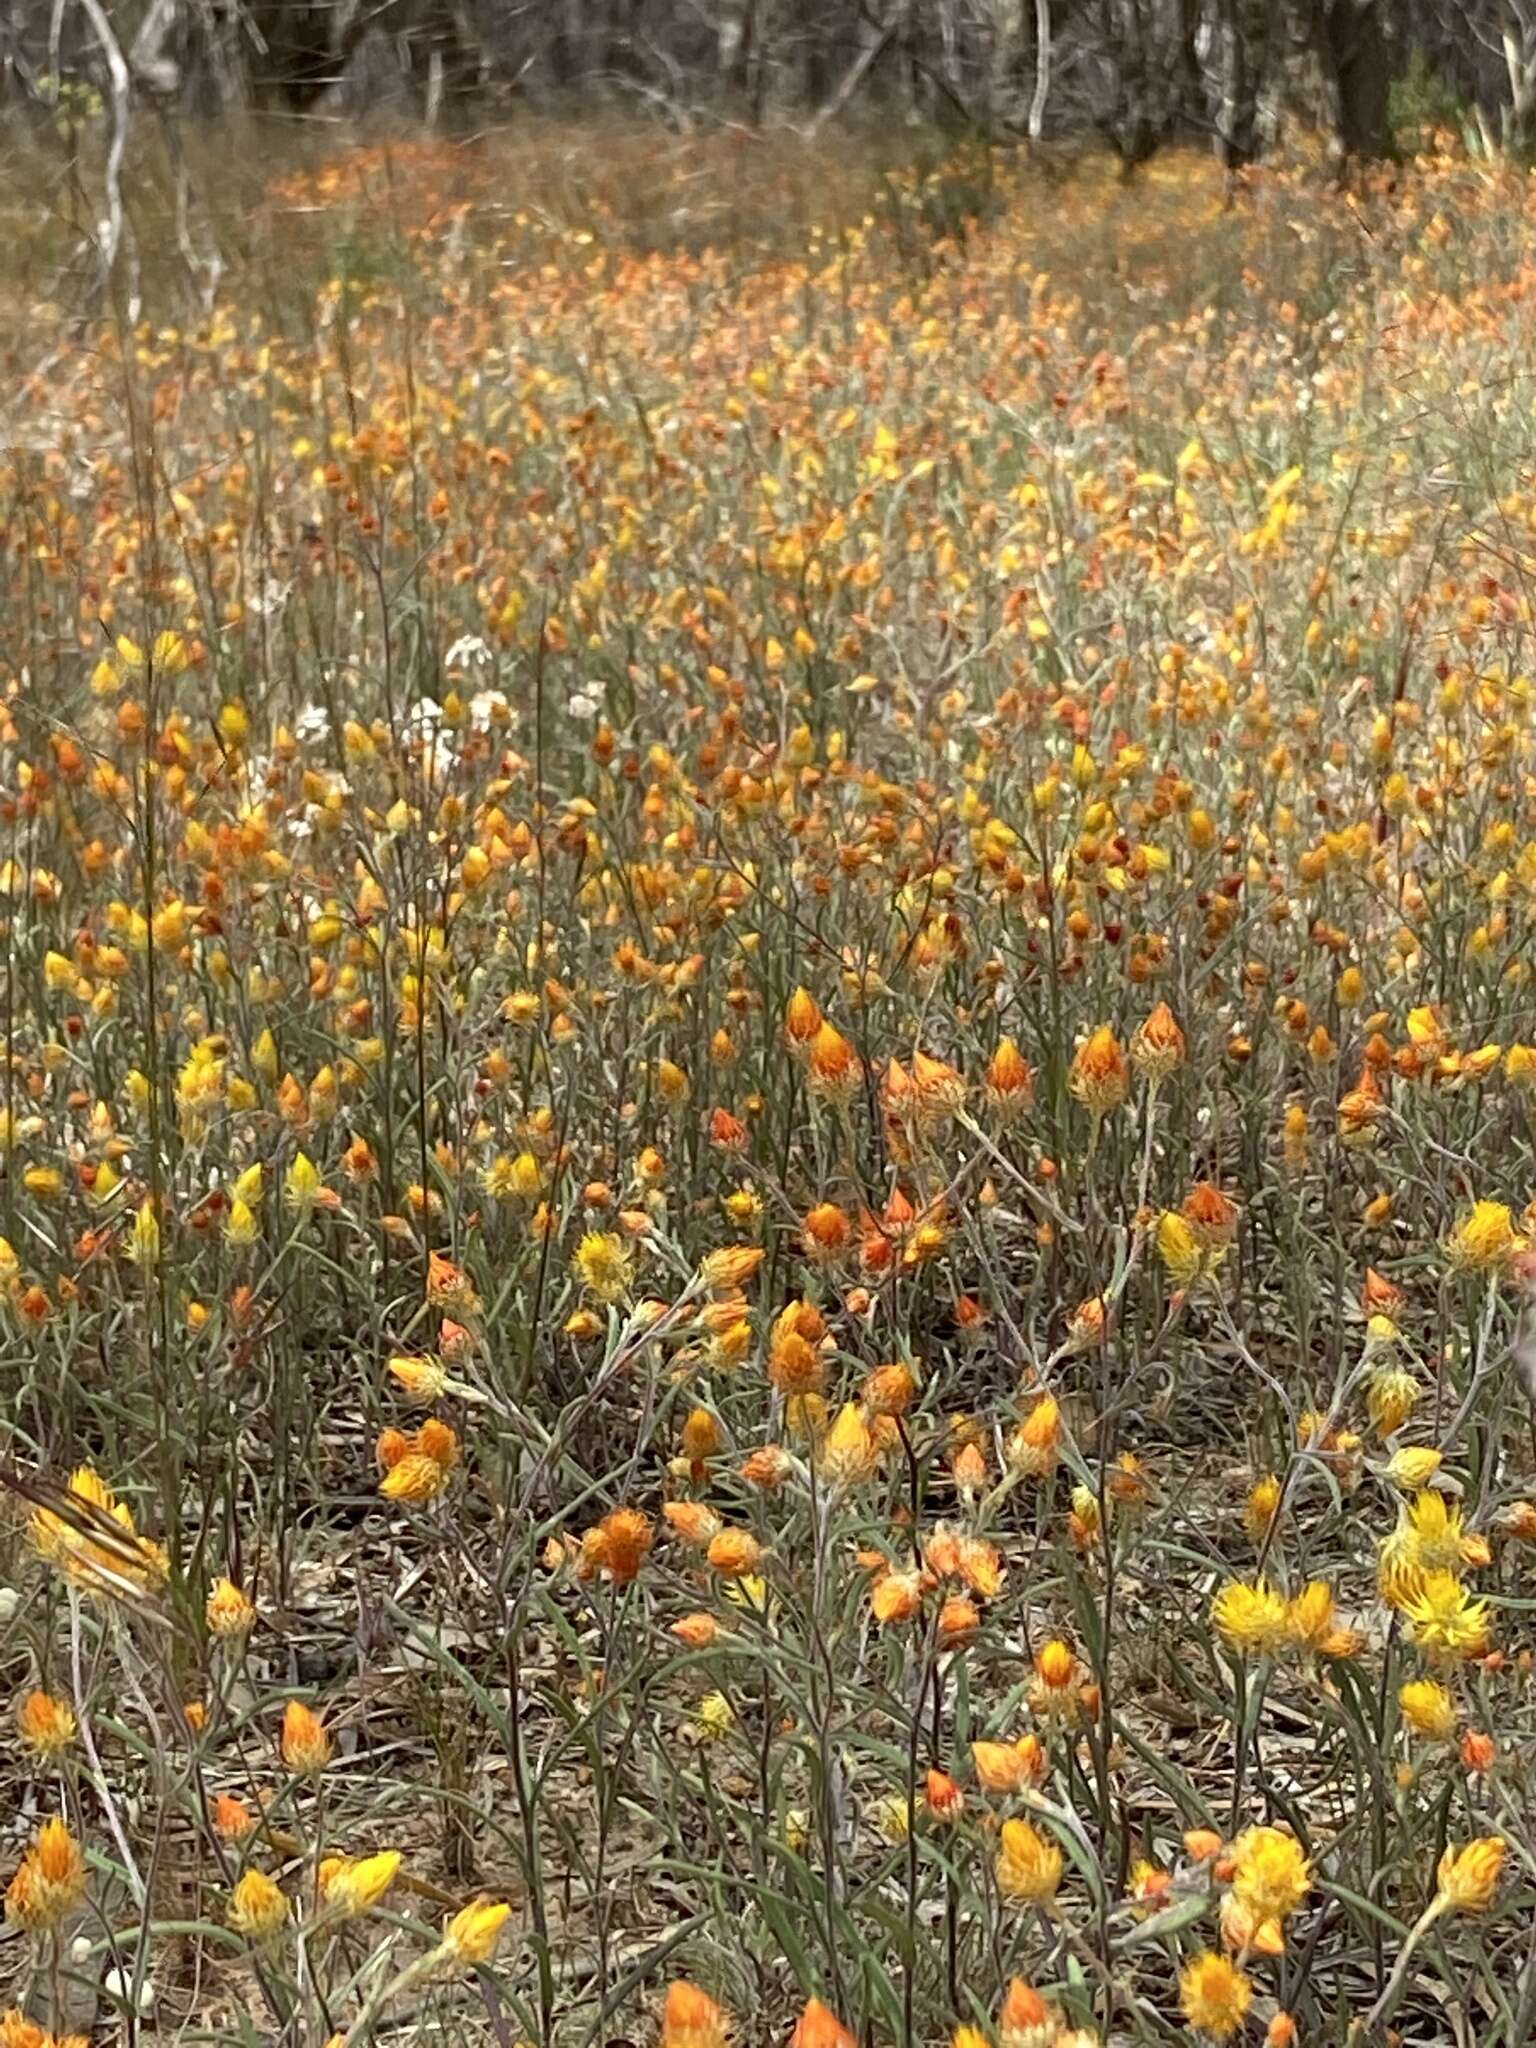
1212,1579,1288,1656
696,1692,735,1741
1399,1491,1483,1574
1385,1446,1443,1490
228,1868,288,1939
1401,1571,1490,1662
819,1402,878,1488
996,1818,1062,1903
1367,1368,1420,1436
380,1453,450,1504
127,1198,161,1268
1244,1474,1282,1545
1179,1952,1252,2039
1436,1837,1505,1914
387,1355,448,1402
573,1231,632,1303
440,1896,512,1966
1446,1200,1519,1272
322,1850,401,1916
224,1198,260,1246
1399,1678,1457,1741
284,1153,323,1212
1283,1581,1336,1654
1230,1826,1310,1930
1156,1209,1204,1284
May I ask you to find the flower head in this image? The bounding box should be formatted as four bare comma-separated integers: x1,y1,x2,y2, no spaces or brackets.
228,1868,288,1940
280,1699,332,1774
1399,1678,1457,1741
996,1817,1063,1902
1401,1571,1491,1662
1230,1826,1309,1936
5,1820,85,1931
574,1231,633,1303
1179,1952,1252,2039
1446,1201,1519,1273
789,2000,855,2048
1132,1001,1185,1080
1212,1579,1288,1656
207,1577,256,1638
16,1692,75,1760
1070,1026,1128,1115
440,1896,512,1966
1436,1837,1505,1914
322,1850,402,1916
662,1983,729,2048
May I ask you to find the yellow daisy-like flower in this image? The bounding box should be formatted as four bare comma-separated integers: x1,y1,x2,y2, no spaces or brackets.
321,1850,402,1917
228,1868,288,1940
439,1896,512,1966
573,1231,632,1303
1155,1209,1205,1285
996,1818,1062,1903
1283,1580,1336,1654
1445,1200,1519,1272
1436,1837,1505,1914
1212,1578,1288,1656
1179,1952,1252,2039
1399,1678,1457,1741
1230,1825,1310,1929
1401,1571,1490,1662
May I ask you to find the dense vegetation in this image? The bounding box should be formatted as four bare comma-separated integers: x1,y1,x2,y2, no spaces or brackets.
2,131,1536,2048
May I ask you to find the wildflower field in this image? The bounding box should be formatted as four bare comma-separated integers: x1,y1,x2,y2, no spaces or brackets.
5,128,1536,2048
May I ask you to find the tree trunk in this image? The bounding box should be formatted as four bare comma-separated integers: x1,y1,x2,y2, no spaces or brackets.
1215,0,1262,166
1319,0,1393,157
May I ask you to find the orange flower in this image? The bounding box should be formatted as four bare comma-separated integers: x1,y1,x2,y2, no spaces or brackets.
206,1577,256,1638
5,1820,85,1931
784,987,823,1050
789,2000,854,2048
664,1501,722,1548
984,1037,1035,1121
211,1794,255,1841
671,1613,722,1649
997,1979,1057,2048
16,1691,75,1759
661,1983,729,2048
871,1569,924,1625
862,1361,916,1416
706,1528,763,1578
1183,1181,1238,1249
380,1453,449,1503
1008,1393,1061,1479
584,1507,653,1585
925,1769,964,1821
806,1022,859,1102
280,1699,332,1775
1070,1026,1128,1114
801,1202,851,1261
1132,1000,1186,1078
936,1595,980,1649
